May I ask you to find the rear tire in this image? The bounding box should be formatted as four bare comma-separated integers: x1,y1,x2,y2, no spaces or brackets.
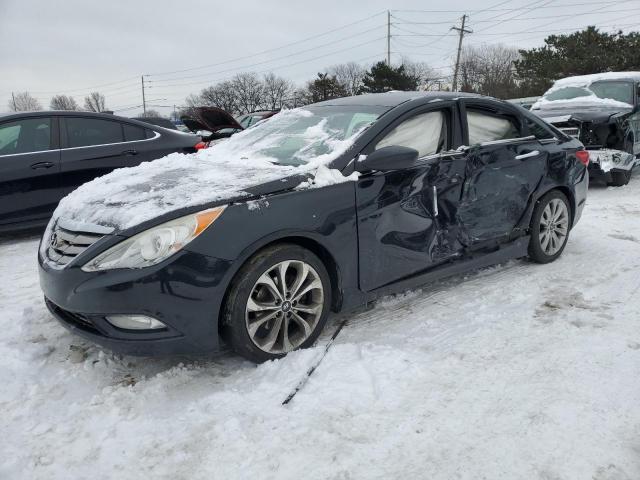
608,170,631,187
221,243,331,363
528,190,572,264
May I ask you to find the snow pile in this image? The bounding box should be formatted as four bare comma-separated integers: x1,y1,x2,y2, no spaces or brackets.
3,179,640,478
52,109,364,231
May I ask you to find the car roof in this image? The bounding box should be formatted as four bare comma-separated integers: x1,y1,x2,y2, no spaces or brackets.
552,71,640,88
0,110,166,130
312,91,483,108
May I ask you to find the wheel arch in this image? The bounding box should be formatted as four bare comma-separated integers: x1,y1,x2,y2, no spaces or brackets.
534,184,576,228
218,234,344,337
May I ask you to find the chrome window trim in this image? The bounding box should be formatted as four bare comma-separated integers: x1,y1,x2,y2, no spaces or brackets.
0,129,160,158
0,149,59,158
61,130,161,151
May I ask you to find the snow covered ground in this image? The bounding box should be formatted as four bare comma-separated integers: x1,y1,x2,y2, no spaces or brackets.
1,178,640,480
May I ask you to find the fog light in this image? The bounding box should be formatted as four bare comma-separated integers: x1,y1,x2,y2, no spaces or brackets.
105,315,166,330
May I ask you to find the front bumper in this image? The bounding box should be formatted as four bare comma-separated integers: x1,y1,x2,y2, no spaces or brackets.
38,250,234,356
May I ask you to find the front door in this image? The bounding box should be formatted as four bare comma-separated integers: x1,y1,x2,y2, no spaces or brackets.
355,106,466,292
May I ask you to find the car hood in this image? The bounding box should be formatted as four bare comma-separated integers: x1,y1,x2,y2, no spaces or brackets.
532,104,632,124
180,107,243,133
51,111,361,234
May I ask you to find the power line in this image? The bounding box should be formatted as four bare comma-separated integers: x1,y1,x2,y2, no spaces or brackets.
147,36,387,90
147,26,383,84
145,11,387,77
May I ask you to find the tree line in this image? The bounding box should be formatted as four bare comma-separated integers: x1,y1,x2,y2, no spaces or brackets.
8,91,109,113
8,27,640,116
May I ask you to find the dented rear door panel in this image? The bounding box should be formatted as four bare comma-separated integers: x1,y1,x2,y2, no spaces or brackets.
457,139,547,245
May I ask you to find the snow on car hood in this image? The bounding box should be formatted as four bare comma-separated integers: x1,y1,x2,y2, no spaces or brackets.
531,95,633,111
52,109,361,232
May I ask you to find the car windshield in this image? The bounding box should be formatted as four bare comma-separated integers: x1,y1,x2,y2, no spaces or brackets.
215,105,385,166
541,81,634,105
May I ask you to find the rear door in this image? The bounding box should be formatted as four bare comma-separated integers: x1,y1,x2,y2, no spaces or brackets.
457,100,548,246
59,116,155,197
0,115,62,226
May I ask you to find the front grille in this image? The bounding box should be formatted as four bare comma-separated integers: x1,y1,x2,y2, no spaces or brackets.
559,127,580,138
46,225,104,267
550,121,580,138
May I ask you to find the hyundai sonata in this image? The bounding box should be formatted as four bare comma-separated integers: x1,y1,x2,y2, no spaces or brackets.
39,92,588,362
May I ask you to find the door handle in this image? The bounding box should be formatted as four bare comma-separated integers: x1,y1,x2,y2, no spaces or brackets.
122,149,138,156
30,161,54,169
515,150,540,160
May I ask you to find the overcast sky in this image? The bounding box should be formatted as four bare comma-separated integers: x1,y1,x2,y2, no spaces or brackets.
1,0,637,117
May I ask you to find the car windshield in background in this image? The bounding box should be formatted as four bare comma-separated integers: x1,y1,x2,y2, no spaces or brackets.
542,81,634,105
216,105,385,166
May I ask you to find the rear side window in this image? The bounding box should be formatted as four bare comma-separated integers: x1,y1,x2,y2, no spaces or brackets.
467,109,519,144
376,111,447,158
0,118,51,155
66,117,124,148
525,116,555,140
123,123,146,141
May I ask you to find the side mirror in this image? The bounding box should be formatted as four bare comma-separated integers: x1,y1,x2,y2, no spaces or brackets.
357,145,419,172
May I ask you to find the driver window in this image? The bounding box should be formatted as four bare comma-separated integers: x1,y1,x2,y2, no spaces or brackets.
376,110,446,158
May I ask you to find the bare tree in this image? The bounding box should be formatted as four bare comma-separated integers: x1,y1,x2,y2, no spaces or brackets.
262,73,294,110
83,91,107,112
231,73,265,114
50,95,79,110
8,91,42,111
200,81,239,113
329,62,366,96
458,44,521,98
401,59,442,91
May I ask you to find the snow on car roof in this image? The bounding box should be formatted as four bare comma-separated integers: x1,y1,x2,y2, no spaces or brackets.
552,71,640,87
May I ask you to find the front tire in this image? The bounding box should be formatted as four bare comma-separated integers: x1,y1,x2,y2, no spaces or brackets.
528,190,572,264
222,243,331,363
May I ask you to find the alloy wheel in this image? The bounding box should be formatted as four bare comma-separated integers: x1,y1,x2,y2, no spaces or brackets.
539,198,569,256
245,260,324,354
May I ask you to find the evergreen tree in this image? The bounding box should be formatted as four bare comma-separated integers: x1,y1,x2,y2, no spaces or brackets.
359,62,418,93
515,27,640,96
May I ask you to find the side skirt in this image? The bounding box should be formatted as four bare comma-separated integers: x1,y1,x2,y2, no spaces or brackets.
364,235,530,302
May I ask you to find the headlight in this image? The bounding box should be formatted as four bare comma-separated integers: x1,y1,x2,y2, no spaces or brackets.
82,206,226,272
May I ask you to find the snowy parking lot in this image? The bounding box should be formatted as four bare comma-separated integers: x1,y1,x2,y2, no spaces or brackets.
1,178,640,479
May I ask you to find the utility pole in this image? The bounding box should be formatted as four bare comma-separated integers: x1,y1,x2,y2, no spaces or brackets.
11,92,16,111
141,75,147,115
386,10,391,66
451,14,472,92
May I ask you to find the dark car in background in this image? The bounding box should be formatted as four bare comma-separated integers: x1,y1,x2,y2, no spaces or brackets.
181,107,279,147
132,116,178,130
0,111,199,232
532,72,640,186
39,92,589,362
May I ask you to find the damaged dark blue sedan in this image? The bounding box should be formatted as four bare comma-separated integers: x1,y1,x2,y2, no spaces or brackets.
38,92,588,362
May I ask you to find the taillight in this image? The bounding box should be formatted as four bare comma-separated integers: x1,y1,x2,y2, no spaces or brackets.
576,149,589,166
194,141,207,151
